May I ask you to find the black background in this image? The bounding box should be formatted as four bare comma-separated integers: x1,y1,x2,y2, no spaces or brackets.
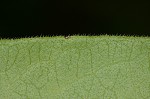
0,0,150,38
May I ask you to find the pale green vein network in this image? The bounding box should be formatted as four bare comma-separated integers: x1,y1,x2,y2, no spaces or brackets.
0,35,150,99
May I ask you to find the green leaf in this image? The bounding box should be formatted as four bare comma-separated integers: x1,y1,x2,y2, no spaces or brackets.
0,35,150,99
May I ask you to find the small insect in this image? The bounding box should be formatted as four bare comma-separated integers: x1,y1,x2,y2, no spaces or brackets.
64,35,71,39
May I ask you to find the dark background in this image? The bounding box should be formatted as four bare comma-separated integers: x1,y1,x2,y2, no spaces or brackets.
0,0,150,38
